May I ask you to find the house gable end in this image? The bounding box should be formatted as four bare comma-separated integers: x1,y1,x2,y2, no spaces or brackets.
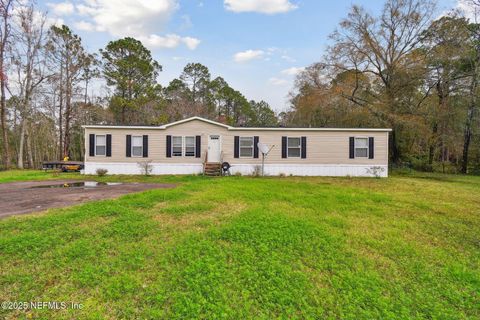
161,117,232,130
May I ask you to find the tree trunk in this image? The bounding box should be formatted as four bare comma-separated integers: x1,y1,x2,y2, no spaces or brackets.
0,1,12,170
58,70,64,159
17,117,26,169
384,87,402,165
63,69,71,157
461,107,474,174
27,128,34,168
0,44,10,169
389,126,401,165
18,60,33,170
461,74,477,174
84,77,89,104
428,122,438,167
0,71,9,168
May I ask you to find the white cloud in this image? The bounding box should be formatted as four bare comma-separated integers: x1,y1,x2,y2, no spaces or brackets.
281,67,305,76
224,0,297,14
47,1,75,16
269,67,303,86
233,49,264,62
455,0,478,21
76,4,97,16
281,54,296,62
74,20,95,31
74,0,177,37
268,77,288,86
69,0,200,50
140,34,200,50
142,34,182,49
46,17,65,27
182,37,201,50
439,1,480,21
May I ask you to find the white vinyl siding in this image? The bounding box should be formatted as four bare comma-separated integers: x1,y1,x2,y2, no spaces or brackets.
355,137,368,158
95,135,106,156
85,119,389,168
287,137,301,158
131,136,143,157
239,137,254,157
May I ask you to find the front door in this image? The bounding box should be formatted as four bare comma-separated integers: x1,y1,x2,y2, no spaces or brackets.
207,135,221,163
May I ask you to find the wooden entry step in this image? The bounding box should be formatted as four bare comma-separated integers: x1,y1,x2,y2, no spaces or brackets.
204,162,222,176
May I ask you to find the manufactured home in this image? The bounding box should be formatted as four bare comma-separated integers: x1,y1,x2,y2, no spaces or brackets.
83,117,391,177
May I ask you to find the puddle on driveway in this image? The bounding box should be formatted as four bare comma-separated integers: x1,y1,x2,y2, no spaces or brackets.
29,181,122,189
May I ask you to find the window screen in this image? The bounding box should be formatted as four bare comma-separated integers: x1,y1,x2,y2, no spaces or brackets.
132,136,143,157
355,137,368,158
239,137,254,157
185,136,195,157
287,137,301,158
95,135,106,156
172,136,183,156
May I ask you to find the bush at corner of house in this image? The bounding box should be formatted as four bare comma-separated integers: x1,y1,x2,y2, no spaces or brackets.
96,168,108,177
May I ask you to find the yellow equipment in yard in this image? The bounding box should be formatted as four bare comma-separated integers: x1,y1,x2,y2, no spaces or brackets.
64,164,81,171
42,160,84,172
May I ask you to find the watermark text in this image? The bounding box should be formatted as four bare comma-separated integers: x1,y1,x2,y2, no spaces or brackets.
1,301,83,310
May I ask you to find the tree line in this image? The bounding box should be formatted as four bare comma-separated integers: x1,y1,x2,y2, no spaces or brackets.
1,0,480,174
287,0,480,174
0,0,278,169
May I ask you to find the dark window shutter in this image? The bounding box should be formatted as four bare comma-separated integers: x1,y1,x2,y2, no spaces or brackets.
89,134,95,157
281,136,287,158
349,137,355,159
369,137,374,159
234,136,239,158
126,135,131,157
106,134,112,157
301,136,307,159
166,135,172,158
253,136,259,158
195,135,201,158
143,135,148,158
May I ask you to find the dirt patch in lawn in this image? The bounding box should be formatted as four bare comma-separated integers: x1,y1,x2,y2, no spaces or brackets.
0,179,175,219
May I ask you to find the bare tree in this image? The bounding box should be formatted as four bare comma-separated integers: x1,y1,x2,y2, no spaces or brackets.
10,2,48,168
328,0,437,163
0,0,14,169
458,0,480,173
421,16,473,170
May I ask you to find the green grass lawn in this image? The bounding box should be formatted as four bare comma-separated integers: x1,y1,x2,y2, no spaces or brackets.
0,170,81,183
0,171,479,319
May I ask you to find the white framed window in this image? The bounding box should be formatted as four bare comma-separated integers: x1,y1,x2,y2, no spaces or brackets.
287,137,301,158
95,135,106,156
172,136,183,157
185,136,195,157
131,136,143,157
355,137,369,158
239,137,254,157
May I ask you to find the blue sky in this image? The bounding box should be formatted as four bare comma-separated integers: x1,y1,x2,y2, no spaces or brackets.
40,0,459,112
